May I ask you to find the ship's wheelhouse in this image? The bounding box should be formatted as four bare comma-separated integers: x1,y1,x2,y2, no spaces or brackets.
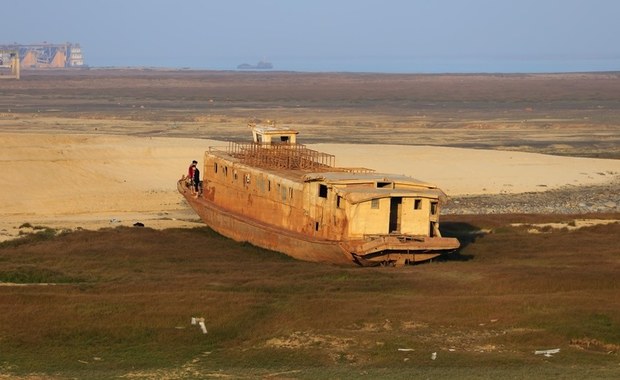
303,173,447,240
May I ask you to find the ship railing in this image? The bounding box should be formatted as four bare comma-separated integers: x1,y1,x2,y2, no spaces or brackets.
328,167,376,174
222,142,336,170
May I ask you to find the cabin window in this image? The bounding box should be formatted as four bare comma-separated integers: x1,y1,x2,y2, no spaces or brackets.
336,195,343,208
371,199,380,209
376,181,393,188
224,166,228,177
245,173,251,184
318,184,328,198
280,136,290,142
289,187,294,199
315,221,320,231
233,170,238,181
414,199,422,210
214,162,218,173
268,180,271,191
431,201,438,215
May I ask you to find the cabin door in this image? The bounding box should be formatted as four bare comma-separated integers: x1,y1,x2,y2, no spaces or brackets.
389,197,402,233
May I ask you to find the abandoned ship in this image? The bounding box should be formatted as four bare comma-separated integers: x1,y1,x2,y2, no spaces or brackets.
178,123,460,266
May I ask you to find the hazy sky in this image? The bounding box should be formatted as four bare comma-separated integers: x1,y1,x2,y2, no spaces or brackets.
4,0,620,72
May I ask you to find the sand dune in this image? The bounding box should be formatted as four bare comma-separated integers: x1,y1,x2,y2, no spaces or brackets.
1,132,618,241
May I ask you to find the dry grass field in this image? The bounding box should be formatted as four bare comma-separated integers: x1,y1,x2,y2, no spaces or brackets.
1,70,619,378
0,215,619,379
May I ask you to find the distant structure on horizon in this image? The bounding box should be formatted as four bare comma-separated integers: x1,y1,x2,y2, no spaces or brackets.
237,60,273,70
0,42,85,69
0,48,20,79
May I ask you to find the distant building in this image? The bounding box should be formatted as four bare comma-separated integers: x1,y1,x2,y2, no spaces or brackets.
0,49,20,79
0,43,85,68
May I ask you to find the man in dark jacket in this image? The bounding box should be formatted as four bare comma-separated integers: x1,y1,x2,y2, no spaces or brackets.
193,163,201,196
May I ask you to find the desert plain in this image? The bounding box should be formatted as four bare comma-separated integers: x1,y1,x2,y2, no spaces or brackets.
0,70,619,378
1,70,619,239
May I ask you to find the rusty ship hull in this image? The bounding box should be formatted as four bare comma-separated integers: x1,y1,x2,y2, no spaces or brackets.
178,123,460,266
178,180,353,264
178,179,459,266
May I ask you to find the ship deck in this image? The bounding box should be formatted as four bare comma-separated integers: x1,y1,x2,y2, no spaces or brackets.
207,141,374,183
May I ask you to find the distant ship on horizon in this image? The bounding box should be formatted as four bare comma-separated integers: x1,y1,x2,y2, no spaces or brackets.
237,60,273,70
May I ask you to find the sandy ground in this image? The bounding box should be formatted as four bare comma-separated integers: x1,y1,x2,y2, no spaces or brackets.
1,132,619,242
314,143,620,195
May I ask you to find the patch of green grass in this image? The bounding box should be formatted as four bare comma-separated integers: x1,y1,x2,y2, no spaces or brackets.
0,227,59,248
550,312,620,345
0,266,86,283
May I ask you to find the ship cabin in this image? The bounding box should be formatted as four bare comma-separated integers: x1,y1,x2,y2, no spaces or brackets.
302,172,446,241
201,123,451,252
251,124,298,145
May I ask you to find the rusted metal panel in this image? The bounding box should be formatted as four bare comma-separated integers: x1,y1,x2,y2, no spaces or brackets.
178,180,353,264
